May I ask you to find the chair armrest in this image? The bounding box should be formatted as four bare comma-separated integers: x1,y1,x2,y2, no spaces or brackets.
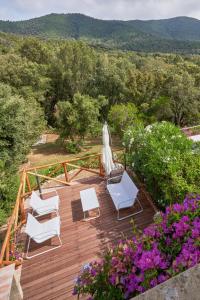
107,175,122,185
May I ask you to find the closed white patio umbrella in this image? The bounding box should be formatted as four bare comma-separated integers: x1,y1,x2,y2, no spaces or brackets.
102,122,115,176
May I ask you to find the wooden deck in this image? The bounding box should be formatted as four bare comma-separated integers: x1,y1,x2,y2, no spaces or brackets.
20,175,156,300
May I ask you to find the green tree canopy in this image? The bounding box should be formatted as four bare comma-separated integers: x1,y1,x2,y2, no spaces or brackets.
56,93,107,140
108,102,141,137
19,38,50,64
165,71,200,126
0,83,45,223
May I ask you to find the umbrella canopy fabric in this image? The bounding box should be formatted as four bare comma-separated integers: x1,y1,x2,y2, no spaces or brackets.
102,123,115,175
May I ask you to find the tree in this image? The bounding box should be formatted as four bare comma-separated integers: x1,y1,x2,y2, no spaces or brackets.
48,41,96,101
165,71,200,126
108,103,141,137
56,93,107,140
19,38,50,64
0,53,48,103
0,83,45,223
146,96,173,123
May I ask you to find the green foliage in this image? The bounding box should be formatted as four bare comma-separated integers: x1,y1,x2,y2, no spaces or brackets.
19,38,50,64
165,71,200,126
0,83,45,223
64,140,83,154
0,84,45,164
108,103,142,137
1,31,200,224
0,53,48,103
1,14,200,53
56,93,107,140
124,122,200,208
49,41,96,100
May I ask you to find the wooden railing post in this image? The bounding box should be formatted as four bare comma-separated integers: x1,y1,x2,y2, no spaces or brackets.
26,173,31,193
6,234,10,262
63,163,69,182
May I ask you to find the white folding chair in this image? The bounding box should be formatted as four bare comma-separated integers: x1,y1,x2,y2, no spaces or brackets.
107,171,143,220
29,190,59,217
25,213,62,259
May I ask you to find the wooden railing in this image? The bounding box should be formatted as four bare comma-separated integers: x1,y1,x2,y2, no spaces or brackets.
0,170,26,267
0,152,115,267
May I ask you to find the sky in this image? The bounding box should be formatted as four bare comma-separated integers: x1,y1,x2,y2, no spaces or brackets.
0,0,200,21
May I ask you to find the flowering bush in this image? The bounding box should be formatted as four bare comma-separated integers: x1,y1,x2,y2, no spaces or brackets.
73,196,200,299
9,249,23,262
123,122,200,208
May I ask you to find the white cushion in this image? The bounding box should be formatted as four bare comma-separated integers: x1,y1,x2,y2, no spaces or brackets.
121,171,138,199
29,191,59,216
35,196,59,215
107,171,138,211
25,213,60,244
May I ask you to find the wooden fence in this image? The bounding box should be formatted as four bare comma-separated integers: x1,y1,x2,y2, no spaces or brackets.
0,153,111,267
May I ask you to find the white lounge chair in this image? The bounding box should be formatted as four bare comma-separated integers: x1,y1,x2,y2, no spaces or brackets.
107,171,143,220
25,213,62,259
29,190,59,217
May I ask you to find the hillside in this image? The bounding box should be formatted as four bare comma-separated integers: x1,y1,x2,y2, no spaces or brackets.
1,13,200,53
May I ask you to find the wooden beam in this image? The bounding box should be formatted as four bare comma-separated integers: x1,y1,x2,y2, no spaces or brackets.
62,163,69,182
27,172,72,186
24,151,123,172
68,168,82,182
5,234,10,262
25,173,31,193
47,164,63,178
0,219,14,266
66,163,101,176
24,154,98,172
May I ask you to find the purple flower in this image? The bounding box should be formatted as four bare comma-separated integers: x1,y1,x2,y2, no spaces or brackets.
173,203,184,213
136,286,145,293
109,274,117,285
144,225,161,238
173,220,190,238
73,196,200,299
158,274,168,284
150,278,158,287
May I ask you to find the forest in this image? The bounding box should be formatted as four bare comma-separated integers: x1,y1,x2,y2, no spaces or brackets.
2,14,200,53
1,31,200,223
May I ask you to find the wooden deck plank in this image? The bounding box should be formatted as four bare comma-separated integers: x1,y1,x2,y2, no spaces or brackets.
20,175,155,300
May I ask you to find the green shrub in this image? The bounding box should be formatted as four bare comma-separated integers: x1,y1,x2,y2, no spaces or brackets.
124,122,200,208
65,140,82,154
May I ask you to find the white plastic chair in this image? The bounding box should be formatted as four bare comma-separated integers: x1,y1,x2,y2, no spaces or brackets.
25,213,62,259
29,190,59,217
107,171,143,220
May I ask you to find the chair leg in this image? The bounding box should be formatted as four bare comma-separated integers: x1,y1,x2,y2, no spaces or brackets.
25,235,62,259
117,199,143,221
83,208,100,221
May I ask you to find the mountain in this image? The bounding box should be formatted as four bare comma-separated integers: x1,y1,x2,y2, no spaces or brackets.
1,13,200,53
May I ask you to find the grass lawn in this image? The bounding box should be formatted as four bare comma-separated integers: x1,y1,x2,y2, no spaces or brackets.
26,134,123,167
